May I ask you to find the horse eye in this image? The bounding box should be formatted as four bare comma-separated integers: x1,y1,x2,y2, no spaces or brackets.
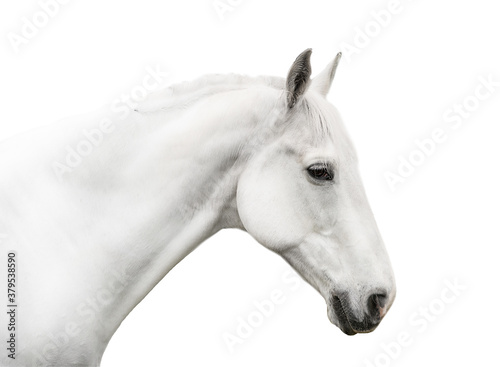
307,164,334,181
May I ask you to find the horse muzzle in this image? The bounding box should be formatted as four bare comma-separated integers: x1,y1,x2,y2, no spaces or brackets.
330,291,389,335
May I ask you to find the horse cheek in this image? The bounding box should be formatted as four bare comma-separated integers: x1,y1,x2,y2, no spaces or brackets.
236,163,310,251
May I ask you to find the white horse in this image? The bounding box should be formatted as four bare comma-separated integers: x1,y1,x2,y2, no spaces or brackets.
0,49,395,367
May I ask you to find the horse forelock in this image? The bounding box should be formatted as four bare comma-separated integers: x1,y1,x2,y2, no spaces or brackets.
298,91,357,161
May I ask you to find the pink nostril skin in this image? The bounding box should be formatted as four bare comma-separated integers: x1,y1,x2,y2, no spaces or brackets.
368,293,388,321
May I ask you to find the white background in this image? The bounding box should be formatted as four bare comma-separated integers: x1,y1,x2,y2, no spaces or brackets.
1,0,499,366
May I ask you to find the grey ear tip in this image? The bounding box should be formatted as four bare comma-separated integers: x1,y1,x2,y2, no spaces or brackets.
337,52,342,58
299,48,313,58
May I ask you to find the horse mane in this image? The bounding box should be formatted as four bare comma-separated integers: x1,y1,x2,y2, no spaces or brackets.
169,73,285,95
136,73,286,113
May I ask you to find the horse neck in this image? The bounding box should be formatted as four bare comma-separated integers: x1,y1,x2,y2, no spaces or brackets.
62,84,282,353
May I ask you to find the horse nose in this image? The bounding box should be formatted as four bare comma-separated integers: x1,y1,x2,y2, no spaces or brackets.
367,292,388,322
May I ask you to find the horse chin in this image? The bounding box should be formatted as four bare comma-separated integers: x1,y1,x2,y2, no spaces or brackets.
327,302,358,336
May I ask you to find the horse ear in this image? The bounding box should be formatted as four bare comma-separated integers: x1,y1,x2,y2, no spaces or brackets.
286,48,313,108
310,52,342,96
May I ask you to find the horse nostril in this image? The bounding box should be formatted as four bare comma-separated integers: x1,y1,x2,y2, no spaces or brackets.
367,293,387,321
